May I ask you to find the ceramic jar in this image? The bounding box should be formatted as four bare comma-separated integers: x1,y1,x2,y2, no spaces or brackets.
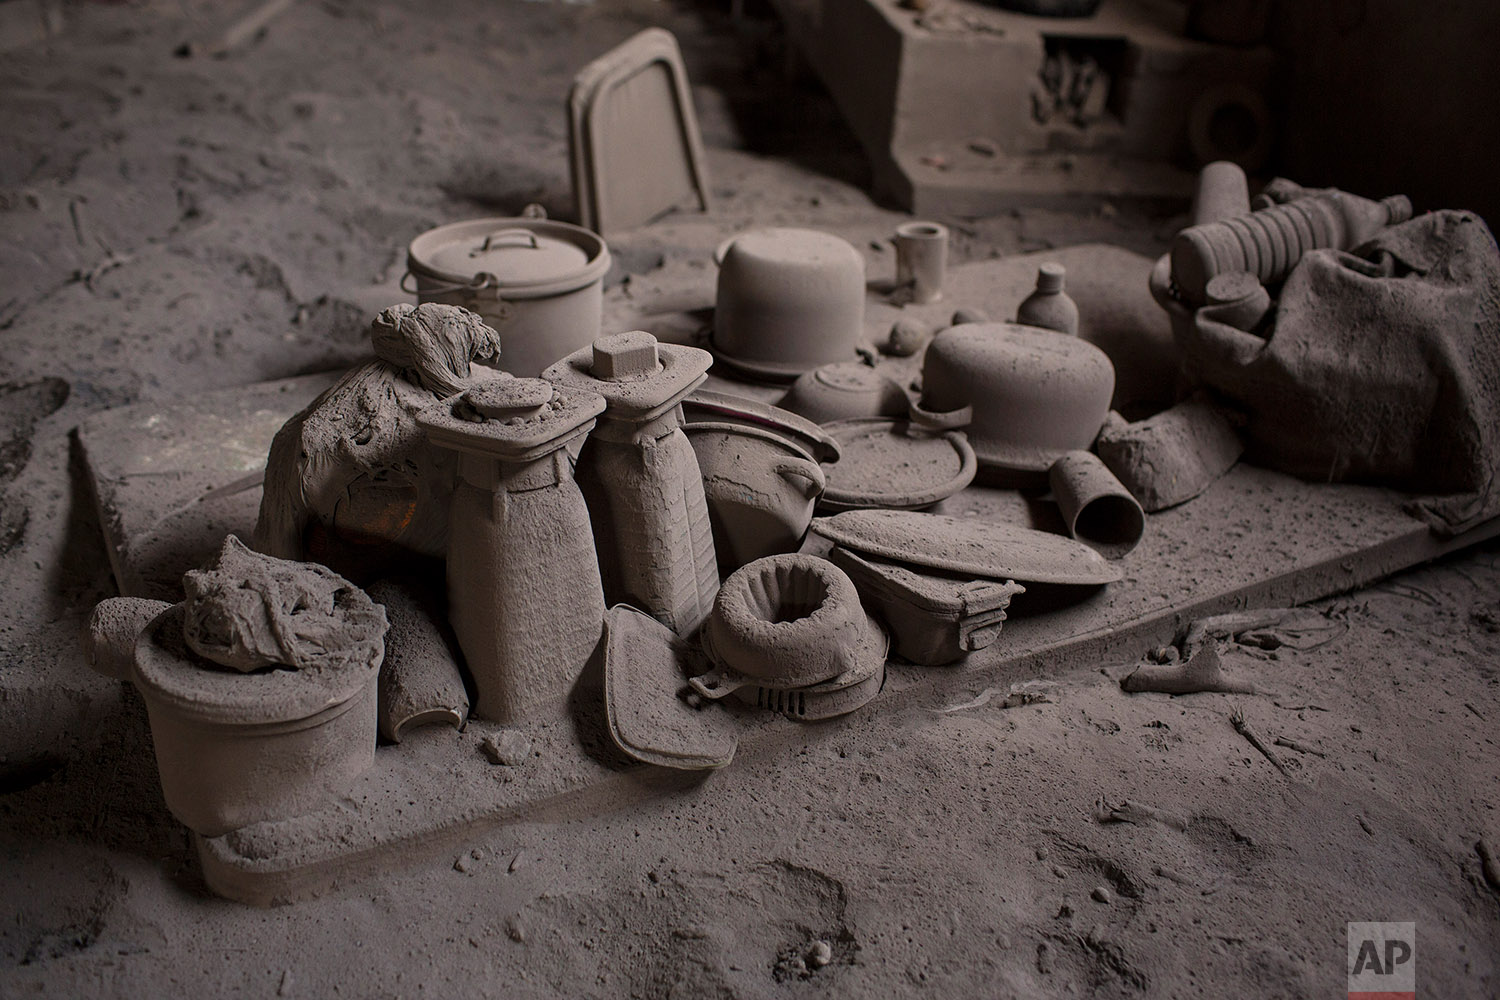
418,378,607,724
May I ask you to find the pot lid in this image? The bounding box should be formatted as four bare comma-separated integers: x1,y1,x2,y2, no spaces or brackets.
417,379,605,460
817,418,976,512
427,226,587,284
682,388,841,463
810,509,1123,586
407,218,610,297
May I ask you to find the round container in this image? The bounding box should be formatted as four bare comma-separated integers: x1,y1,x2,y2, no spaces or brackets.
132,604,380,837
915,322,1114,484
711,228,866,380
778,362,909,425
893,221,948,304
818,417,976,512
689,554,882,705
406,218,611,378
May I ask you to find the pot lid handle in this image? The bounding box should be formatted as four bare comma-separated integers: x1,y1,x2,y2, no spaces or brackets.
472,229,539,255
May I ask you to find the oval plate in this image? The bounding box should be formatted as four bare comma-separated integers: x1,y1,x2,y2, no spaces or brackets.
810,509,1123,586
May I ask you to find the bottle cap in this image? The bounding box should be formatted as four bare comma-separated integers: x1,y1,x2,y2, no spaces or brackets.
1036,263,1066,293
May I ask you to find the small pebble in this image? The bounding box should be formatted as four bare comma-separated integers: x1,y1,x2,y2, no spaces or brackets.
808,940,832,968
509,850,526,873
480,730,532,766
1153,645,1180,664
1052,865,1067,879
951,307,988,326
506,919,526,943
1091,886,1112,904
885,318,930,357
1035,846,1050,861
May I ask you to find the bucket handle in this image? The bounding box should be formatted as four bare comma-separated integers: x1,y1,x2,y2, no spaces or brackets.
399,271,514,324
399,269,499,297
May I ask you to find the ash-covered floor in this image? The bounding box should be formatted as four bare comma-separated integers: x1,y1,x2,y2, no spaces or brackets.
1,1,1497,997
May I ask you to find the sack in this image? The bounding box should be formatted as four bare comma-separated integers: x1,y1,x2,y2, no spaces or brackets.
1179,209,1500,535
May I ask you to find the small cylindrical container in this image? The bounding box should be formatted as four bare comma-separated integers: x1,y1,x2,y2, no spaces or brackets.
894,221,948,304
1191,160,1251,227
1203,271,1272,333
419,378,608,724
1048,450,1145,559
1015,263,1079,336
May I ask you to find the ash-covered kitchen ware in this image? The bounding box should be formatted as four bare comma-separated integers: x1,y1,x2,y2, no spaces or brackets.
406,217,610,378
546,331,718,635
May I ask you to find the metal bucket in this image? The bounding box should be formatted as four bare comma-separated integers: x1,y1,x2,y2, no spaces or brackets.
405,217,611,378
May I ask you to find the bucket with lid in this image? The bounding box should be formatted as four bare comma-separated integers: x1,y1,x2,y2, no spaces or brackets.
405,217,611,378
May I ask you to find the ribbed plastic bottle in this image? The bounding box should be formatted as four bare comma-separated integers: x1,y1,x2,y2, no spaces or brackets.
545,331,719,636
1171,190,1412,304
1015,262,1079,336
418,378,607,725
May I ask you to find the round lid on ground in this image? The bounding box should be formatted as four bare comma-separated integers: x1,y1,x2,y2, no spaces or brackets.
818,419,976,512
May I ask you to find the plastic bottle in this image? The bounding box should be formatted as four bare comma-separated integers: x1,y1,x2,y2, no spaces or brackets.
1171,190,1412,304
1016,263,1079,336
419,378,607,725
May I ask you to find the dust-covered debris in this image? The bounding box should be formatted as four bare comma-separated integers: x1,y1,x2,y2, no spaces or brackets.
480,730,532,766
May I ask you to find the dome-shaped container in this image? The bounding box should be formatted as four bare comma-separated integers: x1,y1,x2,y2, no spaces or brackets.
915,322,1115,483
711,228,865,380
